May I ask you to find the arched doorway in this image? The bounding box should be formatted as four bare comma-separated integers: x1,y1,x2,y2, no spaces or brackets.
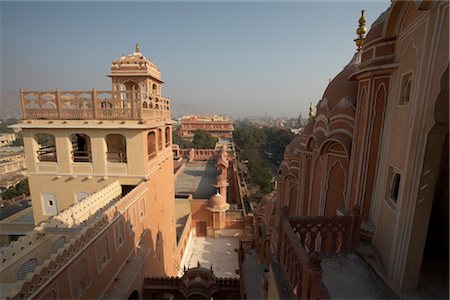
414,67,449,298
128,290,139,300
70,133,91,162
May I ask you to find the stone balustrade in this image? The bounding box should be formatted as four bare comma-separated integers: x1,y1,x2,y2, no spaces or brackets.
48,181,122,228
0,182,121,267
278,214,360,299
2,181,149,300
20,89,170,121
179,149,217,161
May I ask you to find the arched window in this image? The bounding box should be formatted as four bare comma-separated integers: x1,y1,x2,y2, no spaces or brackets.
165,127,171,147
152,83,158,94
148,131,156,159
70,258,90,299
157,129,163,151
95,235,110,272
402,80,412,104
100,101,113,109
120,81,138,107
128,290,139,300
34,133,57,162
70,134,91,162
106,134,127,163
390,173,401,203
400,72,413,105
16,258,37,280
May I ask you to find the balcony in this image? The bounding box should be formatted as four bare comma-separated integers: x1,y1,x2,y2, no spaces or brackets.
20,89,171,121
277,213,394,299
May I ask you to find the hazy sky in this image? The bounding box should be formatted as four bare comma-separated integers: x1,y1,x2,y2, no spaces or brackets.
1,0,390,118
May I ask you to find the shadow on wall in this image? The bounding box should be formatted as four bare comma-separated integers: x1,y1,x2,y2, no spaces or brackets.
3,183,170,300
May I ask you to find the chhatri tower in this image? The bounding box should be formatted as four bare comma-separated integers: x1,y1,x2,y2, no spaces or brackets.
5,45,179,298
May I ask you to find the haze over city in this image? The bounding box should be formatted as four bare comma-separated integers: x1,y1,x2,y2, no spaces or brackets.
1,0,389,118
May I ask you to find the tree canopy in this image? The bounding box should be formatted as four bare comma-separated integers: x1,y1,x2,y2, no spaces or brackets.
191,130,218,149
1,179,29,200
234,122,295,200
172,130,191,148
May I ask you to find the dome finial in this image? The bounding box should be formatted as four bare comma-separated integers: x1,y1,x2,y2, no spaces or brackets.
135,42,140,53
308,102,314,118
354,10,367,51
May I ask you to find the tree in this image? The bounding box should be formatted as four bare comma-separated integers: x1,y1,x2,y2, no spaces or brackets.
191,130,218,149
0,118,19,133
1,179,29,200
172,130,192,148
247,159,274,194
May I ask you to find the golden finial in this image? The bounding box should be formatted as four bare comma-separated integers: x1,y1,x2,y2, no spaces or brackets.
354,10,367,51
135,42,140,53
308,102,314,118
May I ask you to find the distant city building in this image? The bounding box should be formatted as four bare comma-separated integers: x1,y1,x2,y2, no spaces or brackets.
0,147,26,191
179,115,234,140
0,133,16,147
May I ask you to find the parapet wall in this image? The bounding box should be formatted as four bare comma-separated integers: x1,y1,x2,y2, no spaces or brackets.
0,180,150,299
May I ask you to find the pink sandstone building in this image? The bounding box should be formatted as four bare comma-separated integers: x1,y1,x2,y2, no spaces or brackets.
254,2,449,299
179,115,234,140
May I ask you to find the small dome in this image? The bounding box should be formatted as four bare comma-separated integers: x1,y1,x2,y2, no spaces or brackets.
109,45,162,81
180,267,217,298
207,193,229,211
364,8,389,46
111,51,155,69
321,54,359,110
209,193,225,206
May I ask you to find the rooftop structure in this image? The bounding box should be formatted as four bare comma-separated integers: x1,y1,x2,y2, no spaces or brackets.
1,46,180,299
175,160,217,199
179,114,234,140
19,43,170,122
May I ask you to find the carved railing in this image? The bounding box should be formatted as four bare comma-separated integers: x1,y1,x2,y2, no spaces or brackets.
106,151,127,163
279,214,360,299
289,215,360,255
36,146,57,162
20,89,170,121
71,150,91,162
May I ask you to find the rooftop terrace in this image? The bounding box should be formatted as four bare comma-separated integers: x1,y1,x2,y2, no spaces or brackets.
175,160,217,199
20,89,170,121
183,236,239,278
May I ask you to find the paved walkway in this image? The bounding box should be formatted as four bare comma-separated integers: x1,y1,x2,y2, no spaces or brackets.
241,249,267,299
322,254,394,299
183,236,239,278
175,160,216,199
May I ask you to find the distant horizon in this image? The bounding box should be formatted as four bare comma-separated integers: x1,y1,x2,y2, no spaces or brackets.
1,1,390,118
